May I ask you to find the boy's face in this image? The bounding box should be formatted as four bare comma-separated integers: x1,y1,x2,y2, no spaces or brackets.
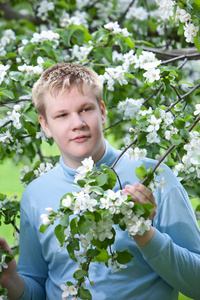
39,87,106,168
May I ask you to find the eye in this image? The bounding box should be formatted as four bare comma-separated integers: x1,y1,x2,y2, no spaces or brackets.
81,107,92,113
56,113,68,118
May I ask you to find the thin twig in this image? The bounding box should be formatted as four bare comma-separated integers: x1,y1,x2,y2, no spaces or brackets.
103,120,123,132
111,136,138,170
166,84,200,112
0,120,12,129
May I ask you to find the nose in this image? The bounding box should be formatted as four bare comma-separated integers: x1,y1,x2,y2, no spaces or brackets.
71,113,86,130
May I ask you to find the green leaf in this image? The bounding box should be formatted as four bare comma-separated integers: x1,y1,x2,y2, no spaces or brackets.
184,185,199,198
96,173,109,187
194,32,200,52
40,224,50,233
135,164,147,181
116,249,134,264
69,238,80,251
171,135,183,146
96,46,112,62
86,248,100,258
174,118,185,129
23,121,37,134
78,286,92,300
66,243,77,262
124,37,135,49
55,224,65,245
78,216,92,235
132,202,145,216
95,248,109,262
124,72,135,80
89,185,104,195
70,217,78,236
73,269,88,280
60,213,70,227
141,203,155,218
0,90,14,99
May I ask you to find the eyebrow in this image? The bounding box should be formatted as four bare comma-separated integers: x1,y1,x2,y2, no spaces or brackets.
52,101,96,117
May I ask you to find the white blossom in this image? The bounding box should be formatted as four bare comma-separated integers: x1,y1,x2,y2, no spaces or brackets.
127,6,148,20
175,6,191,23
40,214,51,225
147,115,162,132
37,0,55,21
0,64,10,84
184,22,199,43
146,131,160,144
34,162,53,177
62,195,72,208
61,11,89,28
60,283,77,300
194,104,200,116
75,156,94,183
70,44,93,61
117,98,143,120
104,21,129,37
126,147,147,161
155,0,175,19
0,254,8,272
8,110,22,129
30,30,60,44
143,67,161,83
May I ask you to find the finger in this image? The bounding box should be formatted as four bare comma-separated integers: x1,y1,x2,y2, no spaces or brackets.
0,238,12,254
123,183,153,204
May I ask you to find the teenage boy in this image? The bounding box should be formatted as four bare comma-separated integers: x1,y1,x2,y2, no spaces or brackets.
0,63,200,300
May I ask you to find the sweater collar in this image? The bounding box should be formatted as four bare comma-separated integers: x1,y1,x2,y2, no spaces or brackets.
59,139,120,181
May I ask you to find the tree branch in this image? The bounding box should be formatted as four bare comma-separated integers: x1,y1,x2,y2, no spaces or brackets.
135,46,200,60
0,3,43,25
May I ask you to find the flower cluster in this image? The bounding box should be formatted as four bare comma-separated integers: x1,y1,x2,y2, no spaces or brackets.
104,21,129,37
155,0,199,43
36,0,55,21
20,162,54,187
0,64,10,85
99,49,162,90
7,104,22,130
143,109,174,144
60,283,77,300
70,45,93,62
0,29,16,57
174,131,200,180
99,66,128,91
0,255,8,273
117,98,143,120
60,11,89,28
30,30,60,44
40,157,154,299
125,147,147,161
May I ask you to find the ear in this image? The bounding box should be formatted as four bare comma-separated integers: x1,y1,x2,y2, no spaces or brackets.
101,101,107,126
39,115,52,138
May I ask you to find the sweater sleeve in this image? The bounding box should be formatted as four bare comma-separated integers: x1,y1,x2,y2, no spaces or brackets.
139,185,200,300
17,202,47,299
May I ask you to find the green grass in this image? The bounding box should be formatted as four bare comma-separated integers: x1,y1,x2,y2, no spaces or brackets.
0,152,197,299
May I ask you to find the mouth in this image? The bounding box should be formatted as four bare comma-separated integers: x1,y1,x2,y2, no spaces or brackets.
72,135,90,142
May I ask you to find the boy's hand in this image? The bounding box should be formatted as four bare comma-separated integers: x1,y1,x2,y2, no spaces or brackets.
0,238,17,287
121,182,157,220
121,183,157,247
0,238,25,300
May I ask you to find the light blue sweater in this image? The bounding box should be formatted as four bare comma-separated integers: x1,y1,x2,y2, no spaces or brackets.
17,140,200,300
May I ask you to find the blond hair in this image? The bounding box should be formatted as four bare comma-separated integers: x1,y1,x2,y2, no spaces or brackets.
32,63,103,117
